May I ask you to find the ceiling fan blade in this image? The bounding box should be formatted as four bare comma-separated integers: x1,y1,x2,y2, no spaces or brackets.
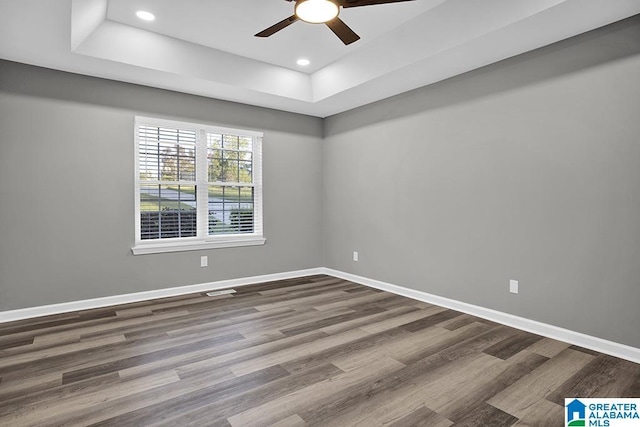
255,15,298,37
325,17,360,45
340,0,415,8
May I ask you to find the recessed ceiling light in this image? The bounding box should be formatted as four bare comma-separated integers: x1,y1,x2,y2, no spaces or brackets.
297,58,311,66
136,10,155,21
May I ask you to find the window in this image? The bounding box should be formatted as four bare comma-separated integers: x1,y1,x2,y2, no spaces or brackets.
132,117,264,255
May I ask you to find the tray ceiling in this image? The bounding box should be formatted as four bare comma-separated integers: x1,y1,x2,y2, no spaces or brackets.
1,0,639,117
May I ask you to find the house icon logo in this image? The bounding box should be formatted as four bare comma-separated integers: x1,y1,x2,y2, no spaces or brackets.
566,399,587,426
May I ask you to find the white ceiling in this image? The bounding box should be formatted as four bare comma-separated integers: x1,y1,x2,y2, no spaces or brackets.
106,0,439,73
1,0,639,117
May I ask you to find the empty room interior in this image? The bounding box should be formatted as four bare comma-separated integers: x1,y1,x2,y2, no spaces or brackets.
1,0,640,426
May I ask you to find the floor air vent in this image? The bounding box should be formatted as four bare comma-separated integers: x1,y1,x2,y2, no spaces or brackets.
206,289,237,297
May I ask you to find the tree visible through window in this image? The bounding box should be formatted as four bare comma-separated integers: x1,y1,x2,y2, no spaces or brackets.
133,117,264,254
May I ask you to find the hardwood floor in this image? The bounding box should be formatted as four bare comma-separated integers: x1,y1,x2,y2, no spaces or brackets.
0,275,638,426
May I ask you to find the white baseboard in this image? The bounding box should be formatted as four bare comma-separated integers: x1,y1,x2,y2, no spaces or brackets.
1,266,638,364
322,268,640,364
0,268,324,323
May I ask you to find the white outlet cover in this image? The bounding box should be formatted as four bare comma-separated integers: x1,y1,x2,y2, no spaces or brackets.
509,280,519,294
200,256,208,267
353,251,359,262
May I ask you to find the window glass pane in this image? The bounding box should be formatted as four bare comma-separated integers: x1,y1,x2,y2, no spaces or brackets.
223,135,239,150
223,150,239,161
208,185,254,235
140,185,196,240
176,145,196,181
238,137,252,151
139,140,160,181
208,149,223,182
208,133,222,149
238,161,252,183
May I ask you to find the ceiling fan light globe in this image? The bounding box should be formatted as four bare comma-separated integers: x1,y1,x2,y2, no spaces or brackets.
295,0,339,24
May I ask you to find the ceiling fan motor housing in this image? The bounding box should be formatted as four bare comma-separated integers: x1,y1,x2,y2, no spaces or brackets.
256,0,415,45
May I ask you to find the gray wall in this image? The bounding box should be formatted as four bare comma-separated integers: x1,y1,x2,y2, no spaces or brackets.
0,61,324,311
323,16,640,348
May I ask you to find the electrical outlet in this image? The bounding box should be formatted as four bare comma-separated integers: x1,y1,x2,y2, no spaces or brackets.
509,280,518,294
353,251,359,262
200,256,208,267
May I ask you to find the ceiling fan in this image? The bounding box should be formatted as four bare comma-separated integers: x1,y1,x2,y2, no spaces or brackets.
255,0,415,45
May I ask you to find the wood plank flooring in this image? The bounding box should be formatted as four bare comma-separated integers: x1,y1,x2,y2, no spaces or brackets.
0,275,638,426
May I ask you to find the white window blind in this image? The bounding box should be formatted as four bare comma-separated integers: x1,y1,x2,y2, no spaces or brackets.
133,117,264,255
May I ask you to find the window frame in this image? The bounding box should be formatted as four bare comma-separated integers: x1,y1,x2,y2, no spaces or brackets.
132,116,265,255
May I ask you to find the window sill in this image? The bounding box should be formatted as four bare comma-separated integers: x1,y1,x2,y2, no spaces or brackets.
131,236,266,255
